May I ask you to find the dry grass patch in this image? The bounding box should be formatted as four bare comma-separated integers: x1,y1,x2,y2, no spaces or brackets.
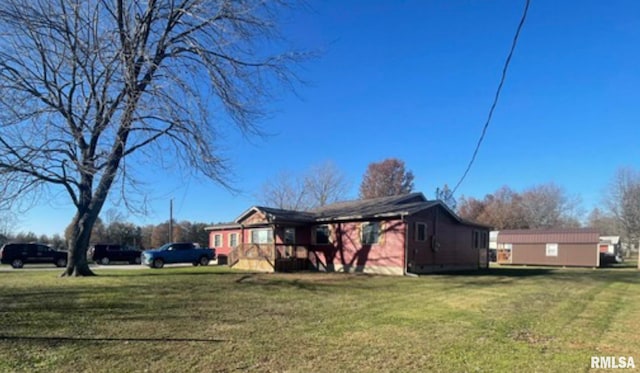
0,265,638,372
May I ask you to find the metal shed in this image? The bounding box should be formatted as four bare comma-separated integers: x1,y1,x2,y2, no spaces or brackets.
496,228,600,267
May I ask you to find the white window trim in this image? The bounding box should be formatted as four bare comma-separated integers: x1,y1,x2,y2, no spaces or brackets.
361,222,381,245
546,243,558,257
213,234,222,248
228,233,238,248
250,228,273,244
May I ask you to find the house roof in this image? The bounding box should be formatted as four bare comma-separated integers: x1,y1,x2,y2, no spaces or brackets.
232,205,316,226
204,222,241,231
206,192,490,230
253,206,317,223
311,193,430,221
498,228,600,244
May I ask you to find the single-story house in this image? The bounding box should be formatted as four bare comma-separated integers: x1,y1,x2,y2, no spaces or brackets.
205,193,491,275
496,228,600,267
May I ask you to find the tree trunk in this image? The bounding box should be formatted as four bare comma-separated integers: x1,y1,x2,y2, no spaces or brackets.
61,211,97,277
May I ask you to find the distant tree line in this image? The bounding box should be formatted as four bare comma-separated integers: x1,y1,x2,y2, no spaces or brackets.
457,183,582,230
457,167,640,256
0,219,213,251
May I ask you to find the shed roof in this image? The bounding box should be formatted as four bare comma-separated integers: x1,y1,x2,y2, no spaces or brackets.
498,228,600,244
599,235,620,244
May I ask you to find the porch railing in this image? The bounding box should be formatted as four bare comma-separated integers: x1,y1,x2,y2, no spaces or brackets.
228,243,275,268
228,243,321,272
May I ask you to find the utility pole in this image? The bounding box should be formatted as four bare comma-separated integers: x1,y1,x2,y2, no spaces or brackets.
169,198,173,243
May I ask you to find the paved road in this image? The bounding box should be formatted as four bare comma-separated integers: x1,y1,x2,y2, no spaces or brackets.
0,262,216,272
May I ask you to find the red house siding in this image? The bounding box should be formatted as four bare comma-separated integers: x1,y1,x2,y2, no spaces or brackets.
209,229,242,258
205,198,489,275
405,205,486,273
312,219,405,275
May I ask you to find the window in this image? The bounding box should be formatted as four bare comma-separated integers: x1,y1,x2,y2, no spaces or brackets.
362,222,381,245
415,222,427,242
214,234,222,248
473,231,488,249
284,228,295,244
229,233,238,248
251,229,273,244
314,225,331,245
37,245,51,254
546,243,558,257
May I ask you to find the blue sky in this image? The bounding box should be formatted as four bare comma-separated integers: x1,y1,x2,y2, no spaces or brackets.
15,0,640,236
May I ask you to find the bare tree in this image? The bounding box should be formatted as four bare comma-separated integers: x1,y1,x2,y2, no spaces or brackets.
0,211,16,239
0,0,303,276
139,224,155,249
260,170,311,210
359,158,414,199
304,161,350,207
435,184,456,210
586,207,618,235
260,161,350,210
605,167,640,251
520,183,582,228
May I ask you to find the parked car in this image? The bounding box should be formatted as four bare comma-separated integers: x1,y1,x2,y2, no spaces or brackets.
88,244,142,265
141,242,215,268
0,242,68,269
488,248,497,262
600,252,623,266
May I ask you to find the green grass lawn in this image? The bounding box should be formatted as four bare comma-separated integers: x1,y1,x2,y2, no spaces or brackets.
0,264,639,372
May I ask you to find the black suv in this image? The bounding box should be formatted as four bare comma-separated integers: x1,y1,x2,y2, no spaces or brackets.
88,244,142,265
0,243,68,269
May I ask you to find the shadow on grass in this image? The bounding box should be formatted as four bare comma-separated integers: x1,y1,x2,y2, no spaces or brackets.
0,335,224,343
430,267,554,277
235,273,334,292
100,268,244,278
429,266,640,285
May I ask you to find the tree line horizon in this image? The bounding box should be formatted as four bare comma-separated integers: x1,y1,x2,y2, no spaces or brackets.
2,158,637,252
0,1,635,275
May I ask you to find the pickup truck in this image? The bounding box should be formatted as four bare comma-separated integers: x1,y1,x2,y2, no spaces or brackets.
141,242,215,268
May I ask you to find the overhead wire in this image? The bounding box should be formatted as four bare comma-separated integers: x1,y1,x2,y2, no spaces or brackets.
451,0,531,195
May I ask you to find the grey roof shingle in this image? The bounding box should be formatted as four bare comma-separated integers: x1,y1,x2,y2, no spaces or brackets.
312,196,440,221
207,192,489,229
255,206,316,223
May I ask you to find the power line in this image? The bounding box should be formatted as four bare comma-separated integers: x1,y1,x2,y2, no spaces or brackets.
451,0,531,195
